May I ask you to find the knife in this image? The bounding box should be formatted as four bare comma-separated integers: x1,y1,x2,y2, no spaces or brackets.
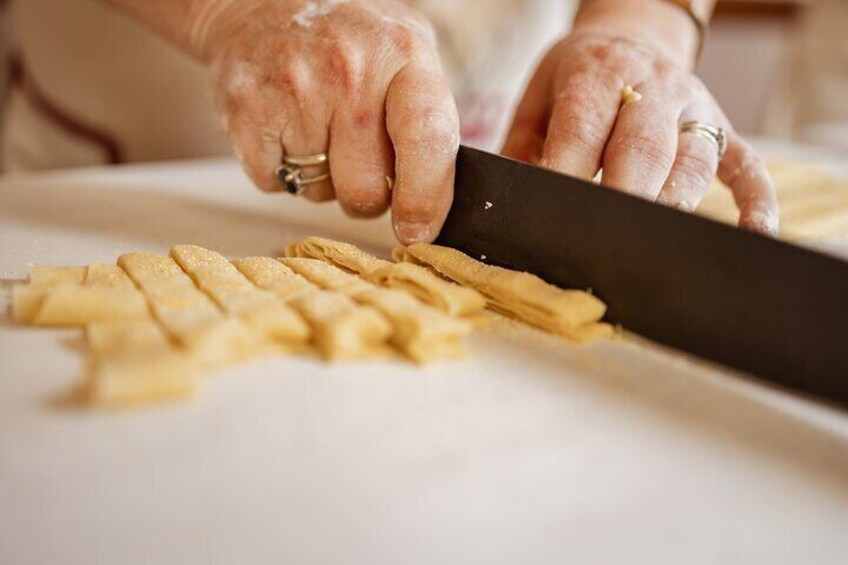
436,146,848,405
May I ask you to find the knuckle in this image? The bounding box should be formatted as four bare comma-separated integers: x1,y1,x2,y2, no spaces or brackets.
274,64,311,105
726,147,767,183
612,131,674,168
326,47,363,95
550,83,609,150
676,150,716,187
393,109,460,156
552,113,608,155
387,25,429,58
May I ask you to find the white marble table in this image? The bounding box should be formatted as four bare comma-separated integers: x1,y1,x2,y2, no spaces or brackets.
1,155,846,564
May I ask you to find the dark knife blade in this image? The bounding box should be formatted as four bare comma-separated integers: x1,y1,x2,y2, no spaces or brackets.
436,146,848,405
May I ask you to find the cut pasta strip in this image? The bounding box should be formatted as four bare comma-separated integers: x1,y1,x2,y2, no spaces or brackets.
13,266,87,322
86,320,198,408
31,286,149,327
11,286,48,323
171,245,309,346
285,236,391,275
395,243,609,341
28,266,87,286
118,251,261,367
366,262,486,317
83,264,137,289
233,257,391,361
286,236,486,317
281,257,472,363
13,264,148,326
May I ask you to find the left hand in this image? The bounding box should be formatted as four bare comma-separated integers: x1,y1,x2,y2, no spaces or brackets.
501,29,779,235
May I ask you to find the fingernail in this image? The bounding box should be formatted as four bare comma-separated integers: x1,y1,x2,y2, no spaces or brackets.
395,221,432,244
746,210,779,237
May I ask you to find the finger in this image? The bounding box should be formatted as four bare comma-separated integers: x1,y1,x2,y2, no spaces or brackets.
223,90,334,203
222,87,283,193
538,73,622,180
718,132,779,236
329,101,394,218
601,95,680,200
657,108,721,212
386,61,460,245
229,120,285,193
501,52,555,163
281,113,335,203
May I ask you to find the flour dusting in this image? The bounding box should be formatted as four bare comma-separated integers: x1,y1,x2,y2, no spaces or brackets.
293,0,349,28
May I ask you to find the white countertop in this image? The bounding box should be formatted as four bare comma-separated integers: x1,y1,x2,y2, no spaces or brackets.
1,156,847,565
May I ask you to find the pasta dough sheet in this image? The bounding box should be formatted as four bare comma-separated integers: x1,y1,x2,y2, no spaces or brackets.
281,258,472,363
287,237,487,317
395,243,611,341
118,252,263,367
233,257,392,361
171,245,310,346
86,320,198,407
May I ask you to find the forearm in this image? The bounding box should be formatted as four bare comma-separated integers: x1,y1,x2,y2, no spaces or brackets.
102,0,268,62
575,0,718,69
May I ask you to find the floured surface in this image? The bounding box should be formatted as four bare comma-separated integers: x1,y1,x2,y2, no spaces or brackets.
2,153,848,565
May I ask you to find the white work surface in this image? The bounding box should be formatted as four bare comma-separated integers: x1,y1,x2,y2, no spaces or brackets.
1,154,847,564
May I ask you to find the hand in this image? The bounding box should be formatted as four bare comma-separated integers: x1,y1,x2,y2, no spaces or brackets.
201,0,460,244
501,30,779,235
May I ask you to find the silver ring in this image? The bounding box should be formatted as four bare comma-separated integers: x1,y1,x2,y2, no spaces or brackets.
679,121,727,161
275,153,330,196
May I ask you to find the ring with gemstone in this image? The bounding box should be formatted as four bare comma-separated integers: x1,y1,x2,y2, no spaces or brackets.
275,153,330,196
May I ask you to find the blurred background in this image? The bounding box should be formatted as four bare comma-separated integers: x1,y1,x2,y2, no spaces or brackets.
0,0,845,173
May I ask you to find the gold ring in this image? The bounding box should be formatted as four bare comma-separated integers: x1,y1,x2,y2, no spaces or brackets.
276,153,330,196
680,121,727,160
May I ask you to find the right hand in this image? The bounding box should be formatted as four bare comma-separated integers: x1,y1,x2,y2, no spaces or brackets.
199,0,460,244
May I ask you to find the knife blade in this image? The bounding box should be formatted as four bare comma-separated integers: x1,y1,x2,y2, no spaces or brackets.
436,145,848,405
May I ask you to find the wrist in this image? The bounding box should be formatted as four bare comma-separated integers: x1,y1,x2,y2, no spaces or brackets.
574,0,701,69
185,0,272,63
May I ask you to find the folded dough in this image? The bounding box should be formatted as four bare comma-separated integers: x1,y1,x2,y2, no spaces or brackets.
395,243,611,341
280,257,472,363
365,262,486,317
86,320,198,408
171,245,310,346
118,252,262,367
286,236,391,275
286,236,486,317
233,257,392,361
